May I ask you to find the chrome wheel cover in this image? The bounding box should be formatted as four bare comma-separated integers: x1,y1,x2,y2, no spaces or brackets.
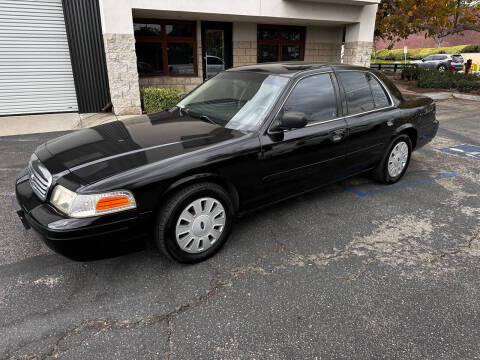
175,197,226,254
387,141,409,178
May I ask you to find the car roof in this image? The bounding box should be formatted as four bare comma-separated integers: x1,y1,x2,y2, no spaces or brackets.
227,62,370,77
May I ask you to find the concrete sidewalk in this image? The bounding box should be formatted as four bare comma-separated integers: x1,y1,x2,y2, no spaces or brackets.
0,112,139,137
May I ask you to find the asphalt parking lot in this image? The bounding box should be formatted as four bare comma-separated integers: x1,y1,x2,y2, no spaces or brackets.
1,98,479,359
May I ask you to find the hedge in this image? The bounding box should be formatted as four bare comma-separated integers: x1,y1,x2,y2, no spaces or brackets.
401,65,480,92
141,87,183,114
374,44,480,61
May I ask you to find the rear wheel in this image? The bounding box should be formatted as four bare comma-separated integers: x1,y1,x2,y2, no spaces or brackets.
372,135,412,184
438,65,447,72
155,182,234,263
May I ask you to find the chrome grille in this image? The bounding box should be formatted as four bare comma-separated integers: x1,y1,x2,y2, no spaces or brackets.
28,154,52,201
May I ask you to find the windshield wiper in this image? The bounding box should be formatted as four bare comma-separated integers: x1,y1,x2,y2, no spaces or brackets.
182,107,220,125
199,115,218,125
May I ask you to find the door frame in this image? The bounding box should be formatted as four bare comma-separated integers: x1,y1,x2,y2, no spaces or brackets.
201,21,233,81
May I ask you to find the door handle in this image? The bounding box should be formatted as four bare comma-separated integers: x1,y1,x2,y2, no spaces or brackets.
330,128,346,142
386,118,394,127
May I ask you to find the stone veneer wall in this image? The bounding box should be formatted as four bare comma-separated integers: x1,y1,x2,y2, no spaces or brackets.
138,42,204,92
343,41,374,67
304,43,342,63
103,34,142,115
233,41,257,67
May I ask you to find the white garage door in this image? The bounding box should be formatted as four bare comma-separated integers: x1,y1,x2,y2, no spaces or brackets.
0,0,78,116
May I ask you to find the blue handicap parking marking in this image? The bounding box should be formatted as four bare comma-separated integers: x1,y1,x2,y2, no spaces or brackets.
440,144,480,159
341,171,458,197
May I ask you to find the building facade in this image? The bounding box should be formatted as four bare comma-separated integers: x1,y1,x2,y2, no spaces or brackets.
0,0,379,117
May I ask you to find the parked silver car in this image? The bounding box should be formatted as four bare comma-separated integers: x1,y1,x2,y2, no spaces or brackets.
205,55,225,79
411,54,464,72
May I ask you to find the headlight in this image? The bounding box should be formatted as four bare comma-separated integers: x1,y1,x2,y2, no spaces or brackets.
50,185,136,218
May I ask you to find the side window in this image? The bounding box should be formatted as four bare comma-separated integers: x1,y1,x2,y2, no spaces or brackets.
367,73,391,109
283,73,338,123
337,71,375,115
424,55,435,61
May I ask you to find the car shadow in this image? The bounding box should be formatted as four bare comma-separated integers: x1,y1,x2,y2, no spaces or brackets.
43,235,148,262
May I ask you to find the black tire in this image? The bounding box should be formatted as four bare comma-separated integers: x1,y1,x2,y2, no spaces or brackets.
372,135,412,184
155,182,234,264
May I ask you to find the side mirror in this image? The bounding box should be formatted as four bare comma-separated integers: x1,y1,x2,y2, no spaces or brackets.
179,93,187,100
422,58,426,62
271,111,308,132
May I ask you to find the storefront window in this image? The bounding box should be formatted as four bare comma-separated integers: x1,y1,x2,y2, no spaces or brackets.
134,19,197,76
257,25,305,63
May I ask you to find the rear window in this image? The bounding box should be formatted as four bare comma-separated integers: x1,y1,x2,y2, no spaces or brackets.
338,71,375,115
367,73,391,109
452,55,464,62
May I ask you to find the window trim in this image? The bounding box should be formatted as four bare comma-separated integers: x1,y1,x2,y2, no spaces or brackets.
257,24,306,63
266,70,395,135
282,72,340,125
134,18,198,77
267,71,339,134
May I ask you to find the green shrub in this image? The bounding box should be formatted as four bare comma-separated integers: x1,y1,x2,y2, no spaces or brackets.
141,87,183,114
462,44,480,53
374,44,476,61
413,69,480,92
456,79,476,92
401,65,422,81
417,71,455,89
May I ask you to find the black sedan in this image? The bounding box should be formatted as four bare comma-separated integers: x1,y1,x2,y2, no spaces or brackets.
14,63,439,263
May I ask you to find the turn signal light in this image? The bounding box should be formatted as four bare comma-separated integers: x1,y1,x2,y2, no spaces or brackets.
96,196,131,211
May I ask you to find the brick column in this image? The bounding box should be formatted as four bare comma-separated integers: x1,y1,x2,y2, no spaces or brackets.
233,41,257,67
304,43,342,63
103,33,142,115
343,4,377,67
343,41,374,67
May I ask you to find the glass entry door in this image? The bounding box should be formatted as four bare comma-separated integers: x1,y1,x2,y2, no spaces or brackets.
201,22,232,80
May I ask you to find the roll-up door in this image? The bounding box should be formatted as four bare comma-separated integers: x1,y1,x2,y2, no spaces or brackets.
0,0,78,116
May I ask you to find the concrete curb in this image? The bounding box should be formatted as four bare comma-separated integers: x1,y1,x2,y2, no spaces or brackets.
422,93,453,101
422,92,480,102
452,93,480,102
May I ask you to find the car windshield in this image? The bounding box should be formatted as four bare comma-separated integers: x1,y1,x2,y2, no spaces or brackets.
176,71,289,131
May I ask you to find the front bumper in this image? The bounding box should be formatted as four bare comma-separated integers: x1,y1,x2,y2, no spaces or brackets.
14,174,151,244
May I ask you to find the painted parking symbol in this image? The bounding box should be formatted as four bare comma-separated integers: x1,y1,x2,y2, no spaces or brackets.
440,144,480,159
341,171,458,197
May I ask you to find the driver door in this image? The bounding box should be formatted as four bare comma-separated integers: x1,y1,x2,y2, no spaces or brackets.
258,72,348,200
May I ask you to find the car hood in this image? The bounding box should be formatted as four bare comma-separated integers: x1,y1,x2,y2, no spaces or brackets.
35,109,247,184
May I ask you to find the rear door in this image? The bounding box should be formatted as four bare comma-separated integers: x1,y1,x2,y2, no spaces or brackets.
258,72,348,200
336,71,397,176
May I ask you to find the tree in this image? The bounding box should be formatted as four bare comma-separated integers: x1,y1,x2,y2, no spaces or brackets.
376,0,480,47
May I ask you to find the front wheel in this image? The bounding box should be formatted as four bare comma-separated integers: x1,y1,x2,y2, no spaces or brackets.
155,182,234,263
372,135,412,184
